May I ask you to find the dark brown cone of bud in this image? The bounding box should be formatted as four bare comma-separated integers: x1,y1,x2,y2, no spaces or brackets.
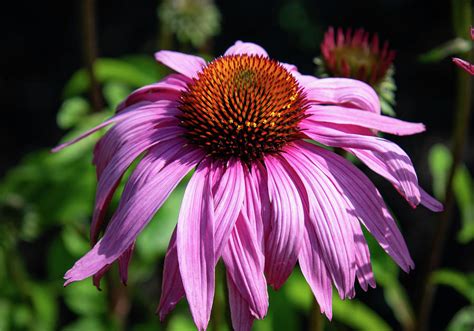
178,54,308,163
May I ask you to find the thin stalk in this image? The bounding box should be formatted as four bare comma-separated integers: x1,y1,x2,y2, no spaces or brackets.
211,262,226,331
81,0,102,112
416,1,472,330
310,299,324,331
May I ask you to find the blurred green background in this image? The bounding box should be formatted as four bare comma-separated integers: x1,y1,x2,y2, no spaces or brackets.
0,0,473,330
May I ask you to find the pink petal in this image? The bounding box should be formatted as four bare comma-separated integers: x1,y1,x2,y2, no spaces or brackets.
296,141,414,272
117,74,190,112
64,143,202,284
118,242,135,285
301,122,421,207
302,78,381,114
223,212,268,319
263,156,304,289
284,149,356,298
244,165,267,250
452,57,474,75
347,148,442,211
224,41,269,57
420,188,444,212
347,217,375,291
212,160,246,255
155,50,206,78
158,160,245,321
298,226,333,319
90,129,183,244
227,273,255,331
306,105,425,136
177,160,215,331
157,229,185,320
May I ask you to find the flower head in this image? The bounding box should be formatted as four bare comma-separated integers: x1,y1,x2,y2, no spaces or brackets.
452,27,474,75
316,27,397,115
55,41,442,331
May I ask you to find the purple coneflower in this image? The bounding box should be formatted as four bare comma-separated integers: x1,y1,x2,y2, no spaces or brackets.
452,27,474,75
55,41,442,330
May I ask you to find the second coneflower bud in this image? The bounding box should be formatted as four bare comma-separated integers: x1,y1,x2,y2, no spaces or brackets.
315,27,397,115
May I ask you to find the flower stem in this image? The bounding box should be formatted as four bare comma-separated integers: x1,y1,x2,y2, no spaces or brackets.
310,298,324,331
416,1,472,330
81,0,102,112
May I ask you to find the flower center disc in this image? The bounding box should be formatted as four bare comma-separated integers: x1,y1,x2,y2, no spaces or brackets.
178,54,308,163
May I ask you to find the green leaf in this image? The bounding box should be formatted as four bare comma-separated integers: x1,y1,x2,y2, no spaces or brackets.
103,82,131,110
61,226,90,257
57,97,90,129
167,315,196,331
430,269,474,303
135,185,185,262
446,305,474,331
333,296,392,331
284,270,313,311
62,317,108,331
419,38,472,63
453,166,474,243
428,144,452,200
64,281,107,316
0,299,11,331
30,284,58,331
63,58,159,98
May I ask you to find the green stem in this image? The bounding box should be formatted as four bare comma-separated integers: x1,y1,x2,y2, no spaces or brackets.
416,1,472,330
81,0,102,112
310,299,324,331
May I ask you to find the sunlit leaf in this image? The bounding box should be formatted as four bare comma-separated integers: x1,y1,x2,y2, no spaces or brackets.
333,296,392,330
419,38,472,63
57,97,90,129
428,144,452,200
62,317,108,331
63,58,160,98
168,314,196,331
446,306,474,331
30,284,58,331
431,269,474,303
453,166,474,243
103,82,131,110
64,281,107,316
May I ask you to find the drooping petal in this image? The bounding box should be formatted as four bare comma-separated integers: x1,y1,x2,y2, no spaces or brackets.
155,50,206,79
118,242,135,285
296,141,414,271
306,105,425,136
64,143,203,284
347,148,442,211
301,122,421,207
177,160,215,331
117,74,190,112
93,100,180,176
212,159,245,255
90,129,183,244
223,212,268,319
224,41,269,57
452,57,474,75
420,188,444,212
227,273,255,331
284,149,356,298
244,165,267,250
298,226,333,319
157,229,185,320
302,77,381,114
347,216,375,291
263,156,304,289
158,160,245,321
